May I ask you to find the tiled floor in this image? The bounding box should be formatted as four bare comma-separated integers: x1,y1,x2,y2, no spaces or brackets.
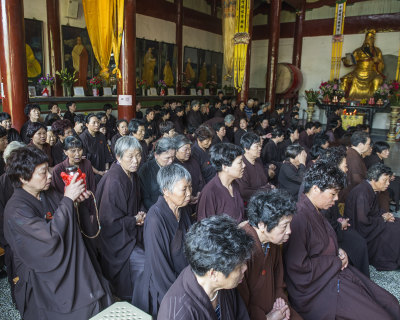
0,134,399,320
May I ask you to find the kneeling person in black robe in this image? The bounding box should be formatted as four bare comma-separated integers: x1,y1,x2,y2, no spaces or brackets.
158,215,253,320
4,146,111,320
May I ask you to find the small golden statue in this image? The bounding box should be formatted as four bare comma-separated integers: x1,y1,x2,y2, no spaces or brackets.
340,30,384,100
142,47,156,87
163,60,174,87
199,62,208,86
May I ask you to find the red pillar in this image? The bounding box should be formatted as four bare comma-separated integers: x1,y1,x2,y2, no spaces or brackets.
47,0,63,96
265,0,282,109
118,0,136,120
175,0,183,95
292,0,305,69
0,0,28,131
237,0,254,103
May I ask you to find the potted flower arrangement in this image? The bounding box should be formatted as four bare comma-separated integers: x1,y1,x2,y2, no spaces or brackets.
157,80,167,96
137,79,148,96
374,81,391,105
196,82,204,96
89,76,102,96
55,69,77,97
319,81,338,103
38,74,55,97
206,80,218,95
179,73,192,95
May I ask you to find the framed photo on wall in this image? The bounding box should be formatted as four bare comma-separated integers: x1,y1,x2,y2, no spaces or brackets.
25,19,43,86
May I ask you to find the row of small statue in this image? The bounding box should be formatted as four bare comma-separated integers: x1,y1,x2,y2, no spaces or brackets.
142,48,218,87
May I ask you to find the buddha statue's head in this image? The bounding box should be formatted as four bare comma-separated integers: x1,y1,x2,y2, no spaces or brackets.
76,36,82,45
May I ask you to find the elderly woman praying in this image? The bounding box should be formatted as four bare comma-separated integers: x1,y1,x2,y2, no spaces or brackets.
133,163,193,317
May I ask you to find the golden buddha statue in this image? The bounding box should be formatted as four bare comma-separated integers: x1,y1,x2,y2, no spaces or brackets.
142,47,156,87
185,58,195,81
199,62,208,86
340,30,384,100
26,44,41,78
163,60,174,87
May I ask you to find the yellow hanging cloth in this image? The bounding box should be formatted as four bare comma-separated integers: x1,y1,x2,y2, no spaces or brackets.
233,0,250,92
111,0,124,79
222,0,236,80
82,0,114,79
330,0,346,81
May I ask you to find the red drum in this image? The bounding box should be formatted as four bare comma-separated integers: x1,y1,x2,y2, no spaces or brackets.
275,63,303,95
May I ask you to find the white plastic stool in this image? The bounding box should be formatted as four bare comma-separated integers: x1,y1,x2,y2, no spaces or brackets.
90,301,152,320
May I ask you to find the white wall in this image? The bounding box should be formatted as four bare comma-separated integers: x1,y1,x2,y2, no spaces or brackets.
249,31,400,129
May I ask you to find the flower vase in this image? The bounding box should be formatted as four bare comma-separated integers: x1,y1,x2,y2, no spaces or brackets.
93,88,99,97
197,89,203,96
64,84,73,97
306,102,316,122
142,87,146,96
41,86,51,97
160,88,165,96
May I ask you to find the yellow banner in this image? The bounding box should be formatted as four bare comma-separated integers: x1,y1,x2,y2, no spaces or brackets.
233,0,250,91
330,1,346,81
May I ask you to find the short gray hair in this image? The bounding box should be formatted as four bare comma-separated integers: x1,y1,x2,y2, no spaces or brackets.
115,136,142,158
4,141,25,164
173,134,192,150
224,114,235,124
154,137,176,155
157,163,192,194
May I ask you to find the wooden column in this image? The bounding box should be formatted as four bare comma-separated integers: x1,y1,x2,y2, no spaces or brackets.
265,0,282,108
292,0,305,69
47,0,63,96
0,0,28,130
211,0,217,17
175,0,183,95
118,0,136,120
237,0,254,103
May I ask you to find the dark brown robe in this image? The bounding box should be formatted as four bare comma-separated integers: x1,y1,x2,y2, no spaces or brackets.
79,130,113,171
29,141,54,167
4,188,111,319
346,147,367,193
96,162,144,299
344,180,400,271
197,175,245,222
261,140,282,166
186,110,203,133
132,196,192,317
158,266,250,320
238,223,302,320
283,193,400,320
236,157,271,202
175,156,205,196
298,131,313,150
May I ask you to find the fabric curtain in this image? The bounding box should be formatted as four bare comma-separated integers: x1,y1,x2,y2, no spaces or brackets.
223,0,236,80
111,0,124,79
82,0,114,79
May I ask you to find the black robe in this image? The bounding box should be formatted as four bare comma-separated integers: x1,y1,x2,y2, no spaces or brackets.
4,188,111,320
278,162,305,198
170,113,185,134
20,120,33,144
63,111,76,126
234,128,247,146
197,175,245,222
138,158,161,210
175,156,205,196
158,266,250,320
186,110,203,133
51,140,66,165
79,130,113,171
96,162,144,299
7,128,22,143
191,141,216,184
261,140,282,167
132,196,192,317
344,180,400,271
283,194,400,320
